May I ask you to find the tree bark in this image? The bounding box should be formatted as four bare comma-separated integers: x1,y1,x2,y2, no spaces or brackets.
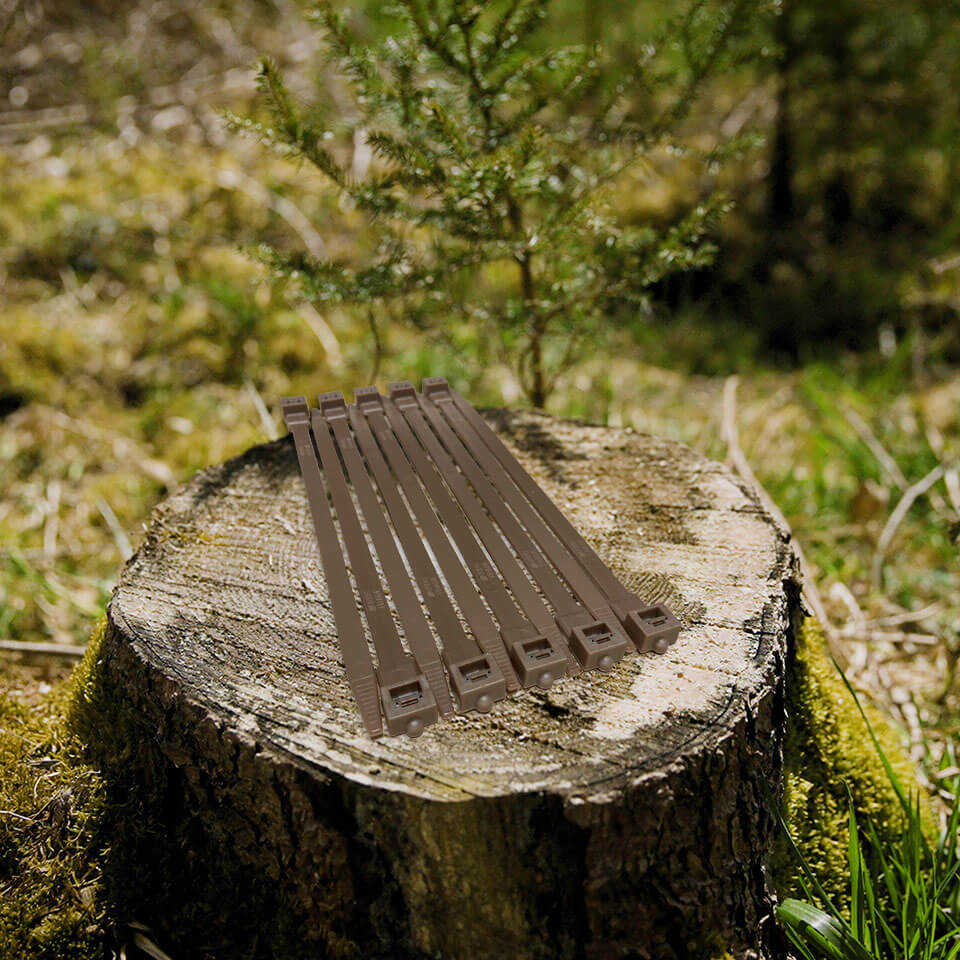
93,409,800,960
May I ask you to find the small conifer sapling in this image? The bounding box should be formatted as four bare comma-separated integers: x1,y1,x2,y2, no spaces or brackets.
230,0,756,406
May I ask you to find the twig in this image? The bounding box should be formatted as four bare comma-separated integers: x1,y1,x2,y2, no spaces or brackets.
719,85,769,140
215,167,326,260
872,463,947,586
0,809,36,823
721,376,842,658
298,302,343,366
367,309,384,383
0,104,90,132
828,580,864,625
352,126,372,180
920,420,951,516
864,631,940,645
841,405,906,489
845,627,940,649
244,378,279,440
843,602,943,630
128,924,175,960
930,253,960,274
0,640,86,658
95,496,134,561
944,467,960,515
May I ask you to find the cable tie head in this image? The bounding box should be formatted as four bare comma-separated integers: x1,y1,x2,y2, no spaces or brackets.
354,385,385,414
623,605,682,653
281,395,310,426
388,381,419,409
318,391,348,420
421,376,452,403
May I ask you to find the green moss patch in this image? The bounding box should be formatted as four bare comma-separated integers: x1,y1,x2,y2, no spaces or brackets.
776,616,932,905
68,621,329,960
0,619,109,960
3,615,326,959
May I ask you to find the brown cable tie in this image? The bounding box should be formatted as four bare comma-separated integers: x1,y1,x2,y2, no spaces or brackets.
372,389,540,690
280,396,383,738
404,380,631,674
421,378,653,661
353,387,519,693
314,394,438,738
442,379,682,652
348,401,506,714
320,391,454,718
389,382,598,681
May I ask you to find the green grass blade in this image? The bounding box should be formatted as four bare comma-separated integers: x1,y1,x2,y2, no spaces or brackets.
777,899,876,960
777,807,845,917
847,797,867,947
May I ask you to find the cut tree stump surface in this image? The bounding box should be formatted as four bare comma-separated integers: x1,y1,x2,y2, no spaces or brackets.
101,408,801,959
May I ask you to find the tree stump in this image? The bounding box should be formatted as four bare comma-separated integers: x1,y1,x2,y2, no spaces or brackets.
94,409,801,960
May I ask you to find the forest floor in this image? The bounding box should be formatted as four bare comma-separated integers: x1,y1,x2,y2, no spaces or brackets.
1,0,959,938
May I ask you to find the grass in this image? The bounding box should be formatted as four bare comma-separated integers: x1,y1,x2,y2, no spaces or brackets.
777,619,940,909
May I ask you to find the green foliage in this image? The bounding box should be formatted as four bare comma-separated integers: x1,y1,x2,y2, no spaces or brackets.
231,0,757,406
777,626,960,960
768,0,960,239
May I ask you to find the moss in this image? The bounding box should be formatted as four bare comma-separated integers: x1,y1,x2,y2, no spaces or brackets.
776,616,933,905
0,619,109,960
695,928,737,959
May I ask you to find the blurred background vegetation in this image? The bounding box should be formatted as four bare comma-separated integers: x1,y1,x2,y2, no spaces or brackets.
1,0,959,952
